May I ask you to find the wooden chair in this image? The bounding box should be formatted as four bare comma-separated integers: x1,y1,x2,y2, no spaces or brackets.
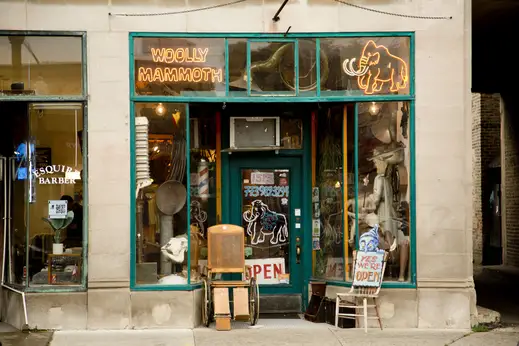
335,250,389,333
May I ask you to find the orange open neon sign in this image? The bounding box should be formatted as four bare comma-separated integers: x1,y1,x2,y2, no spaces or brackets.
342,40,409,95
137,47,223,84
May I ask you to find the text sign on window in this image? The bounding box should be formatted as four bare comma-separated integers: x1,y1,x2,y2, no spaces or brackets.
33,165,80,184
197,258,286,284
352,251,384,287
250,172,275,185
137,48,223,84
48,200,68,219
245,258,286,284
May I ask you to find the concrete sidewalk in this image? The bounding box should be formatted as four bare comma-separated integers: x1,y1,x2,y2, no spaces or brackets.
0,331,52,346
0,322,52,346
48,319,519,346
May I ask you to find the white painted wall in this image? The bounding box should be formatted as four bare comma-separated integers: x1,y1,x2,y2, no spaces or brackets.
0,0,473,329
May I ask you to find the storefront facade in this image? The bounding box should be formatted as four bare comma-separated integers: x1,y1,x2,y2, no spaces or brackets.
0,0,473,330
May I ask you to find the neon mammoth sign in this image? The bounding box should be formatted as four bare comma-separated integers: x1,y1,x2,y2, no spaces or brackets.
137,47,223,84
342,40,409,95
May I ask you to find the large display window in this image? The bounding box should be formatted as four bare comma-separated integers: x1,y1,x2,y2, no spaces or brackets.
312,104,354,281
130,33,415,290
133,102,222,286
311,102,412,283
0,34,84,97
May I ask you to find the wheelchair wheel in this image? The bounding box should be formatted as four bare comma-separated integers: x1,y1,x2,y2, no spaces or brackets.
249,277,260,326
202,278,212,327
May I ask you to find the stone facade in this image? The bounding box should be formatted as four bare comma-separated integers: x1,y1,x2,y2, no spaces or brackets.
0,0,474,330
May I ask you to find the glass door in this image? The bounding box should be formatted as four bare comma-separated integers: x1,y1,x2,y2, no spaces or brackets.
230,155,303,295
0,102,84,288
26,103,84,287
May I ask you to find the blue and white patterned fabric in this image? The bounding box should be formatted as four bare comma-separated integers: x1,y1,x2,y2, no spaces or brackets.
359,224,380,253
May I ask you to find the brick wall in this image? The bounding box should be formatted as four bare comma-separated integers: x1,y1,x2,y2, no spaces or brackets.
502,93,519,267
472,93,501,266
472,93,482,265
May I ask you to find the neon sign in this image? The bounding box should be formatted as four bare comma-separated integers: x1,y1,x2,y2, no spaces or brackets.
342,40,409,95
137,47,223,84
151,48,209,64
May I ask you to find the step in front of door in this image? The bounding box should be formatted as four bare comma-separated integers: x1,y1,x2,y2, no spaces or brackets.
259,294,302,313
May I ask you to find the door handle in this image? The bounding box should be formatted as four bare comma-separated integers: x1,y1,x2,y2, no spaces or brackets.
296,236,301,264
0,157,5,182
10,157,16,182
1,157,5,241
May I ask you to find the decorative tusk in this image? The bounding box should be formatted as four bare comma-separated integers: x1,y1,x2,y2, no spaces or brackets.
351,60,368,76
389,238,397,252
342,58,356,75
348,59,358,75
342,58,368,77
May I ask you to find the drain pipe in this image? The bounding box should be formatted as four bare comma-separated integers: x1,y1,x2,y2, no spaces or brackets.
1,157,29,328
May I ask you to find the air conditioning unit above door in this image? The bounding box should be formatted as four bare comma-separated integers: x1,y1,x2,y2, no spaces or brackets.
229,117,280,150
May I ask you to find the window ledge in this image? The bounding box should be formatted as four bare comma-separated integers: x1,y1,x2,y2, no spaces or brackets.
131,283,202,291
310,278,416,289
2,283,86,294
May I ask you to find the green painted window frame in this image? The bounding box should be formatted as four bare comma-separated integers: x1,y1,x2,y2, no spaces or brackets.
129,32,416,292
0,30,89,293
309,101,416,291
0,31,88,102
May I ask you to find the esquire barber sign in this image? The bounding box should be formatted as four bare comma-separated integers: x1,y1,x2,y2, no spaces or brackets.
32,165,79,184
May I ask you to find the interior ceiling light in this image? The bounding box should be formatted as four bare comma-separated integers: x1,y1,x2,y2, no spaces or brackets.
369,102,380,116
155,103,166,116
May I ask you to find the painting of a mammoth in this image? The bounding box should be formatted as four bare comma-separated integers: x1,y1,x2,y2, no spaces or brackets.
343,40,408,95
243,200,288,246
